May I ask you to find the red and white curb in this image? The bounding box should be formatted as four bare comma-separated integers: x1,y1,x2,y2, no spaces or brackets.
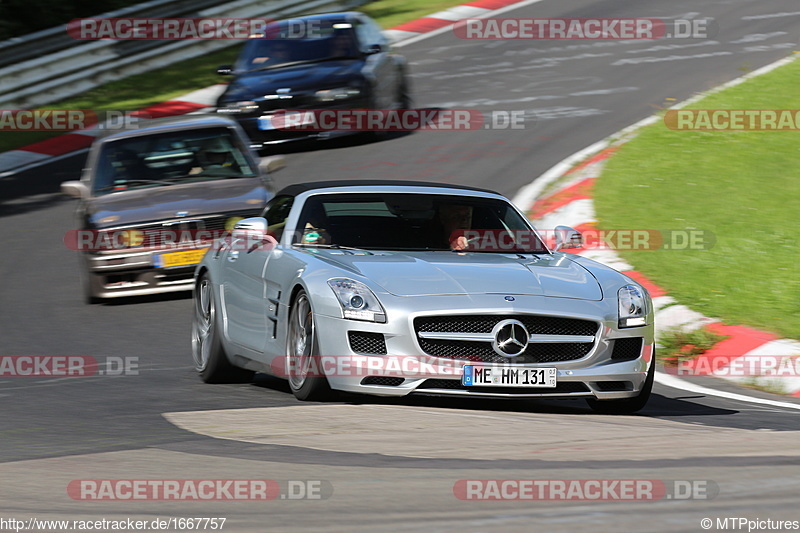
385,0,542,45
0,84,227,175
516,140,800,398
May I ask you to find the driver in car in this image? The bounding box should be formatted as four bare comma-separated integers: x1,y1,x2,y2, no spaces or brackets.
438,204,473,251
190,138,239,176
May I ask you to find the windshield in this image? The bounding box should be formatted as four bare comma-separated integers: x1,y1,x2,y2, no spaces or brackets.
237,23,359,71
293,193,549,254
92,127,257,195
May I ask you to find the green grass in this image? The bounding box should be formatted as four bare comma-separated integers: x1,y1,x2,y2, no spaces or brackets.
656,327,729,366
595,56,800,339
0,0,468,154
360,0,468,29
0,45,242,153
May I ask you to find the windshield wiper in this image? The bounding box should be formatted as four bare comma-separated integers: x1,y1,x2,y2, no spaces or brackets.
249,55,360,73
294,243,374,253
95,179,180,191
251,59,322,72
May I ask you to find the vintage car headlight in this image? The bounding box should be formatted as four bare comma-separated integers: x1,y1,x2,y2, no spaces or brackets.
315,87,361,102
618,284,647,328
217,101,259,114
328,278,386,323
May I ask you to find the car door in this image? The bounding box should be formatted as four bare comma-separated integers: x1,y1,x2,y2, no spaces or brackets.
220,233,271,356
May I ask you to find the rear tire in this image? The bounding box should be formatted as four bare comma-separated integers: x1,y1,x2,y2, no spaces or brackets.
586,359,655,415
192,273,254,384
286,290,332,401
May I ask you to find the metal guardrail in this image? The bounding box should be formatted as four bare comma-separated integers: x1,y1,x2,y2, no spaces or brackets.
0,0,368,109
0,0,228,67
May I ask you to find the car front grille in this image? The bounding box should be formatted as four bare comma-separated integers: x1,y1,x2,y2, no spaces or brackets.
414,315,598,364
348,331,387,355
361,376,404,386
593,381,633,391
611,338,643,361
416,379,590,394
416,315,597,336
102,211,262,249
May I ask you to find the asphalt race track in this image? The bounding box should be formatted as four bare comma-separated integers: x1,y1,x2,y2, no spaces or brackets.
1,0,799,531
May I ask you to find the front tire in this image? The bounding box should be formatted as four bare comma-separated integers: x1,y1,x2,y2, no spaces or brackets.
286,290,332,401
586,359,655,415
192,273,253,384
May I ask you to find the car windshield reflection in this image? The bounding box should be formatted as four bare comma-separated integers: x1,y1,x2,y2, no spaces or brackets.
239,27,360,72
92,127,257,195
293,193,549,254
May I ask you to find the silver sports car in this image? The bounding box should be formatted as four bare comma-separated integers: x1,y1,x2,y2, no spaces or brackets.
192,181,655,413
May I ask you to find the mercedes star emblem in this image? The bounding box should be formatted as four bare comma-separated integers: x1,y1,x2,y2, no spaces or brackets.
491,319,529,358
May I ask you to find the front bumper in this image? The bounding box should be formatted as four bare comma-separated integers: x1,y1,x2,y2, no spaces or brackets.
309,297,654,400
83,247,207,299
224,99,372,147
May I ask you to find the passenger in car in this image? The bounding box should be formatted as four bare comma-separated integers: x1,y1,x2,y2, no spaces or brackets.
438,204,473,250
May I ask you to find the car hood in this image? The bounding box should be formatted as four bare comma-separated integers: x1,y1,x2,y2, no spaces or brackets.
311,250,603,300
87,179,268,228
220,60,364,102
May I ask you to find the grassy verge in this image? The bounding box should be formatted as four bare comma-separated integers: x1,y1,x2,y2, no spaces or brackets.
595,56,800,339
0,0,467,154
656,327,729,367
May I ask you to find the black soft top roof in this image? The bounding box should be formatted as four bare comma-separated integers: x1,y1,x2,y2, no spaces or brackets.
274,180,499,197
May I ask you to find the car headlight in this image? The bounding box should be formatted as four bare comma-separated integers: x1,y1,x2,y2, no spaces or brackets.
217,101,259,114
327,278,386,323
618,284,647,328
315,87,361,102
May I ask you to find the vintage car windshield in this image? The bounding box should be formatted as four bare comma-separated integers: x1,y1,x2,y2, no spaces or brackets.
238,25,359,72
92,127,257,195
293,193,549,253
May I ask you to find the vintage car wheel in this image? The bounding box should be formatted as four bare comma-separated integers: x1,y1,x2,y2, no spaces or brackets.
586,357,655,415
286,290,332,401
192,273,253,383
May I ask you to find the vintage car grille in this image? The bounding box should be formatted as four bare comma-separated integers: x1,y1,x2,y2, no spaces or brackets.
414,315,598,364
103,211,262,249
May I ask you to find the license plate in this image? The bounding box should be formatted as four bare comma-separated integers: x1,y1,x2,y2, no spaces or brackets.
462,365,557,387
154,248,207,268
258,112,316,131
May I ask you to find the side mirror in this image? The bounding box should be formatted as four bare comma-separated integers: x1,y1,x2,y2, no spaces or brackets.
61,181,89,199
232,217,269,241
258,156,286,174
365,43,383,55
216,65,233,76
554,225,583,251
